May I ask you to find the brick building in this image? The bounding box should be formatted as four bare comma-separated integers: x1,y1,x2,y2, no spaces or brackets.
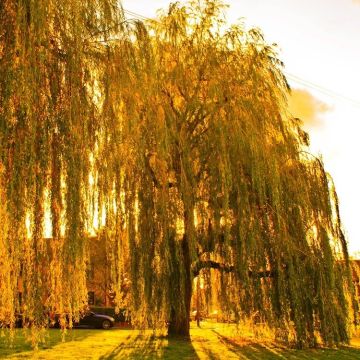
86,236,113,307
17,236,113,309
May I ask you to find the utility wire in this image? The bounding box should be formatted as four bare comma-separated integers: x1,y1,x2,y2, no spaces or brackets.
285,72,360,108
124,9,150,22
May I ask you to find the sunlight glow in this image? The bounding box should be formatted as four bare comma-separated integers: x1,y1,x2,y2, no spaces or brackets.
122,0,360,254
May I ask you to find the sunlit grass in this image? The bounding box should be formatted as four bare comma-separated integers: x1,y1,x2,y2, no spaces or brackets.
1,322,360,359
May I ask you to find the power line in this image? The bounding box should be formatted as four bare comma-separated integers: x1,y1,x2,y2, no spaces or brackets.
285,72,360,108
124,9,151,22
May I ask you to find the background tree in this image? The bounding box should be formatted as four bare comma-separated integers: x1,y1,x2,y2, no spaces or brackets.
0,0,123,341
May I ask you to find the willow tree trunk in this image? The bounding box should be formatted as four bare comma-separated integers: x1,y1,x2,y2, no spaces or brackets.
168,210,193,337
168,234,192,337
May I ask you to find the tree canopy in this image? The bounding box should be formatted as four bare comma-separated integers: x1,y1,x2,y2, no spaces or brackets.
0,0,355,348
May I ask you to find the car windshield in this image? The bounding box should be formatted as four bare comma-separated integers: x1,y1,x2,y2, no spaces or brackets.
84,311,95,316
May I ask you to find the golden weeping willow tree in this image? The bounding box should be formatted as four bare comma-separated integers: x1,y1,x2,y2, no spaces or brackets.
0,0,356,348
99,1,356,346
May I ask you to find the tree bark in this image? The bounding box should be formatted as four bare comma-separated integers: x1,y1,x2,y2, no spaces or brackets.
168,205,193,337
168,233,192,337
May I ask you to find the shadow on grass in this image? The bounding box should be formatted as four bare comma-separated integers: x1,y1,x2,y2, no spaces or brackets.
0,328,94,358
212,329,360,360
99,334,199,360
163,335,200,360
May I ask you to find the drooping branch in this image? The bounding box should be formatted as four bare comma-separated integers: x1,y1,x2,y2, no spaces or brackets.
191,260,276,278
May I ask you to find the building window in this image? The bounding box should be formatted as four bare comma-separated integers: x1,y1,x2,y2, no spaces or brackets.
88,291,95,305
86,262,95,281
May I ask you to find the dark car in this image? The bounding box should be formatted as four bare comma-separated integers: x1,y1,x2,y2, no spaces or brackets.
76,311,115,329
52,311,115,330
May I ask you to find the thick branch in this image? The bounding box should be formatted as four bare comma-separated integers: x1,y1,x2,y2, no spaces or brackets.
192,260,276,279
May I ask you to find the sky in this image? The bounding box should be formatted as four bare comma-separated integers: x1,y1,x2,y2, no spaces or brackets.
122,0,360,254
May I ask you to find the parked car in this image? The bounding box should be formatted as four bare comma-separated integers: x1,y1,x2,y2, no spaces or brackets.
89,306,129,324
89,306,131,325
77,312,115,329
52,311,115,330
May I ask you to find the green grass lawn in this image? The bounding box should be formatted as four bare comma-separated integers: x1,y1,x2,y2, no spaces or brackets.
1,323,360,359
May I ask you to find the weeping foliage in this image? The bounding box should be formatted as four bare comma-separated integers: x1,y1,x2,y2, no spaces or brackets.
0,0,355,348
0,0,123,339
99,0,355,345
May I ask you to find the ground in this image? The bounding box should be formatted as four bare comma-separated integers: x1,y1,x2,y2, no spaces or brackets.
1,323,360,359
